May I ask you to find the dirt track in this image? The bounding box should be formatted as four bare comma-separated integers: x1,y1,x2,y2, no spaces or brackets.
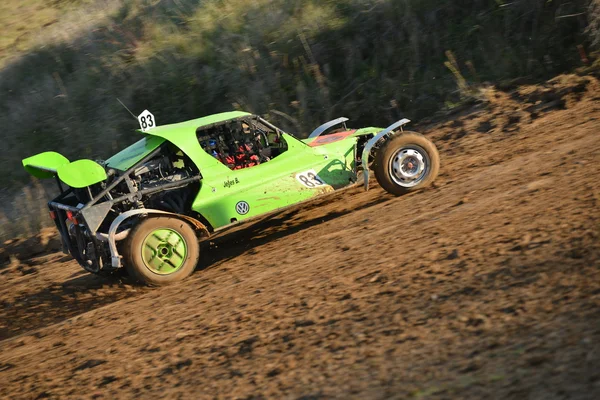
0,75,599,399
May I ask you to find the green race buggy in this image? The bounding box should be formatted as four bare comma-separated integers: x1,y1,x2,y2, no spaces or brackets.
23,111,439,285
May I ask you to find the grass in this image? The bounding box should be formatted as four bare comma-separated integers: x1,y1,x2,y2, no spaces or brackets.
0,0,109,67
0,0,597,241
0,0,63,65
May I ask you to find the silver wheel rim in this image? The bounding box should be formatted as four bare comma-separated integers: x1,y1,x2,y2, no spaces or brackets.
389,146,430,188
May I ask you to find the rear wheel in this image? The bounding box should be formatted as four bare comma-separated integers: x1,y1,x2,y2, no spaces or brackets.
124,217,199,286
373,132,440,196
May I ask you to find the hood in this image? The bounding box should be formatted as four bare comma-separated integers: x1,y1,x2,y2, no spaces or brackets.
105,135,165,171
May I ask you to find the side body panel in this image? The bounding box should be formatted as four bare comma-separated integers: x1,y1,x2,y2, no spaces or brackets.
190,133,358,229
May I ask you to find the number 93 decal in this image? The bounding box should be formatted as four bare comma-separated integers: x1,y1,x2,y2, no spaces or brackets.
295,170,325,188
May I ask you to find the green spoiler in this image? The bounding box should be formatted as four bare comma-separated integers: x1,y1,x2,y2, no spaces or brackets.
23,152,107,188
22,151,69,179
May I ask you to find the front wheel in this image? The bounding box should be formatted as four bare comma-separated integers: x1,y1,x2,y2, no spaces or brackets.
124,217,200,286
373,132,440,196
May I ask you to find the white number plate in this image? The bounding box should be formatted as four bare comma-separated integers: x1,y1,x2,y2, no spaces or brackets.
138,109,156,132
296,170,325,188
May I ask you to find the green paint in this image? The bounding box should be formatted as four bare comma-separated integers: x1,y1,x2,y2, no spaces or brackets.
22,152,106,188
23,111,384,232
22,151,69,179
142,111,252,173
146,111,251,138
57,159,107,188
189,133,357,229
142,228,187,274
107,112,251,173
105,135,165,171
132,112,365,229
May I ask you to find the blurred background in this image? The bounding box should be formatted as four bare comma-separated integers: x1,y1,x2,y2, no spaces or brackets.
1,0,598,240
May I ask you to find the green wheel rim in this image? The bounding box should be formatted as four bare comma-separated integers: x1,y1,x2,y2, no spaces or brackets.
141,228,187,275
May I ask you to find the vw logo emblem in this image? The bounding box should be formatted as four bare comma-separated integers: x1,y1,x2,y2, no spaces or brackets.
235,201,250,215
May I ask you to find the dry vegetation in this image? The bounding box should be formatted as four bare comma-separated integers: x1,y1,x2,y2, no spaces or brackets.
0,0,597,241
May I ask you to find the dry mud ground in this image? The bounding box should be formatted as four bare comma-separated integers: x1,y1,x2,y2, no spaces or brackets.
0,74,599,399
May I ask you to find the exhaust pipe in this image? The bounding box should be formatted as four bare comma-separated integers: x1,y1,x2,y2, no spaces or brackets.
96,229,130,242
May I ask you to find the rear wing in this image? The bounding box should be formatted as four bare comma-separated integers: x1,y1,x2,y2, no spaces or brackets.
22,152,107,188
22,151,69,179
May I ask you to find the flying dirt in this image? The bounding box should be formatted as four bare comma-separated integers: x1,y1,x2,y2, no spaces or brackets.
0,74,598,399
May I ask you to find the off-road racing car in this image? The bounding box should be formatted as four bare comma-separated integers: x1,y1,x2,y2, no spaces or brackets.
22,111,439,285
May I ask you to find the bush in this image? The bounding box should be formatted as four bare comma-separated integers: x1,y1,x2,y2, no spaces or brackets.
0,0,595,240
